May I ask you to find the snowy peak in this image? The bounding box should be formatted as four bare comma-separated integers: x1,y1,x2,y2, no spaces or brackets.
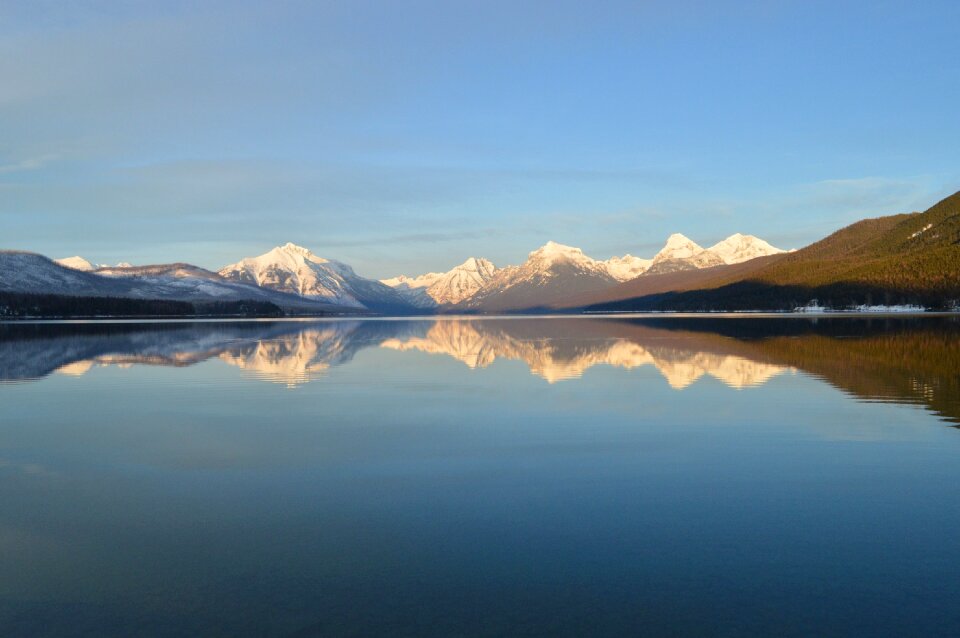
380,272,443,290
262,242,332,267
707,233,785,264
653,233,706,263
382,256,499,307
527,241,594,266
55,256,95,271
460,242,618,310
457,256,497,274
428,257,499,305
55,256,136,271
219,243,411,312
281,241,312,255
272,242,332,264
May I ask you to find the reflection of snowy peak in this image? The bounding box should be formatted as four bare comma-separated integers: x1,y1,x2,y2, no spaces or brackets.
382,320,791,386
382,257,498,307
219,243,411,312
4,318,791,390
219,323,366,387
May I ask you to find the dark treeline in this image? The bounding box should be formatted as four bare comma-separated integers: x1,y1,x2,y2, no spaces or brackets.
0,292,286,318
585,280,960,313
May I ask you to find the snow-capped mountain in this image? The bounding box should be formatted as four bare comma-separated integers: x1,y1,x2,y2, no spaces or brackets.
645,233,724,275
30,233,786,315
641,233,785,275
706,233,785,264
459,241,620,311
1,251,346,312
603,254,653,281
379,272,443,308
55,256,96,271
56,256,138,272
382,257,499,307
218,243,414,313
381,233,785,311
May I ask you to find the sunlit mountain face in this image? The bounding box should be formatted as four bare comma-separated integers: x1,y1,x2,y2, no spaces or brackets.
380,320,790,387
1,316,958,426
3,318,789,390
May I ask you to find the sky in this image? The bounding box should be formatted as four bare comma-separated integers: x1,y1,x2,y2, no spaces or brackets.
2,0,959,279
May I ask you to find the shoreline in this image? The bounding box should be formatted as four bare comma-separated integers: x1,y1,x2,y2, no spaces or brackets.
2,310,958,325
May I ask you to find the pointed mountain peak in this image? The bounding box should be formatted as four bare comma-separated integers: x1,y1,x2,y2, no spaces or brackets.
653,234,705,262
664,233,699,247
278,242,315,256
456,256,497,272
246,242,333,267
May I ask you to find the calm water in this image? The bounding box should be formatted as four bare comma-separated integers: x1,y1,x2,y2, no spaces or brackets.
1,315,959,637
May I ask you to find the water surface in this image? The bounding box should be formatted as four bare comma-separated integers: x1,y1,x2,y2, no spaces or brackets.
1,315,959,636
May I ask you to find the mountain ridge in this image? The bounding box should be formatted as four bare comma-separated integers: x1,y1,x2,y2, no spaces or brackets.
0,250,350,316
582,190,960,311
381,233,785,311
9,189,958,316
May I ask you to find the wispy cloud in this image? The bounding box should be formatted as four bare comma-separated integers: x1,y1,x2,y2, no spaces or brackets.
806,175,936,214
0,153,58,174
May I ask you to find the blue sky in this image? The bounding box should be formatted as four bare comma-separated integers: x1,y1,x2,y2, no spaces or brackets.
2,0,958,278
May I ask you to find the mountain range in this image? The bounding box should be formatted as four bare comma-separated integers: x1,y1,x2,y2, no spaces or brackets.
0,232,786,316
0,253,344,316
379,233,785,310
1,189,957,316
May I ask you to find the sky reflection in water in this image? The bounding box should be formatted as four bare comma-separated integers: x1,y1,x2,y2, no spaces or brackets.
1,316,959,636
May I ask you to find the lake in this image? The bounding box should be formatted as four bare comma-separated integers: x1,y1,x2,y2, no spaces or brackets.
1,315,959,636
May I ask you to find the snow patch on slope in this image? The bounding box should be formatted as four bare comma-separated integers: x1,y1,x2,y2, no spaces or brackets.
603,254,652,281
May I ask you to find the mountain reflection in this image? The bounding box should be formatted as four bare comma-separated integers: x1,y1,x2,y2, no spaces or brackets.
380,320,789,387
1,316,958,425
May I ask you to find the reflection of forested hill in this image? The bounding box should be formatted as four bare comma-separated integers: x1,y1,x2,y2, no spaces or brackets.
622,316,960,426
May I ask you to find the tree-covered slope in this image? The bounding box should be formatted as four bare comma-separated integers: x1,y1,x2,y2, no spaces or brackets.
748,190,959,294
587,190,960,311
